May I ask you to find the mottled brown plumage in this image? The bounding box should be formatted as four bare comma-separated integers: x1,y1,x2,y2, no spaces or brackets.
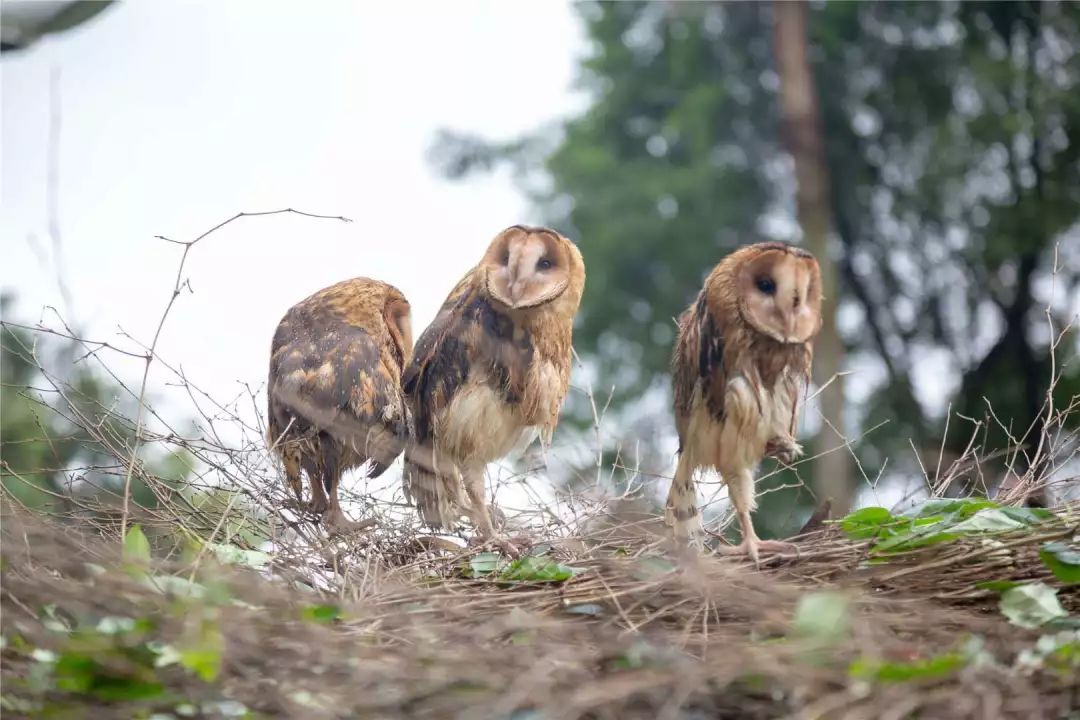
402,226,585,550
267,278,413,533
668,242,822,563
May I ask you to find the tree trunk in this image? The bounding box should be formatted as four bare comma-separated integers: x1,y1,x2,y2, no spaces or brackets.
772,1,852,512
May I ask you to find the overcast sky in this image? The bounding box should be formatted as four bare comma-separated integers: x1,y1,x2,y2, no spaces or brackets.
2,0,586,428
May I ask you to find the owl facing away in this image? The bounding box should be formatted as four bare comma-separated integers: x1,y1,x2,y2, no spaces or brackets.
402,225,585,551
668,242,822,564
267,278,413,533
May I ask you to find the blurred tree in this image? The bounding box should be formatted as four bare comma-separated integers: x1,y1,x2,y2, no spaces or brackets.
1,293,191,518
434,1,1080,532
773,0,849,511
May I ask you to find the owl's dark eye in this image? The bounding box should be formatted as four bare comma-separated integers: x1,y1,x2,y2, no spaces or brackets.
755,277,776,295
537,257,553,271
501,251,510,265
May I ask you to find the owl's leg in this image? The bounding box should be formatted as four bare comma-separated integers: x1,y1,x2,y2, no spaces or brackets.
665,451,702,547
464,468,519,557
320,466,376,536
463,468,496,538
715,467,795,566
314,445,373,535
281,449,304,506
306,465,329,517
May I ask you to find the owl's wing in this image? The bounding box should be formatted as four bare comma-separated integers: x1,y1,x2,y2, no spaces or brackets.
402,276,531,439
269,319,412,470
672,292,726,444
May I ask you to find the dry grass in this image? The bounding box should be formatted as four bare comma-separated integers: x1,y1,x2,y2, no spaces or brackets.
3,501,1077,720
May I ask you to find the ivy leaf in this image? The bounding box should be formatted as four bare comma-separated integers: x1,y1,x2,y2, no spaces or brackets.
179,618,223,682
1039,542,1080,585
467,552,504,577
975,580,1023,593
949,508,1026,533
498,556,582,582
1000,583,1068,629
839,507,896,539
793,591,850,642
122,524,151,565
904,498,997,519
302,604,342,624
206,542,270,569
849,651,964,683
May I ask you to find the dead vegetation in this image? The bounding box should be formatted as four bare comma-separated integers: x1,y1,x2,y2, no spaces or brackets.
2,496,1078,720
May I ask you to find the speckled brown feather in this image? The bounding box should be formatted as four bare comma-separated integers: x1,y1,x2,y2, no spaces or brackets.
668,242,819,541
267,278,414,525
402,226,584,532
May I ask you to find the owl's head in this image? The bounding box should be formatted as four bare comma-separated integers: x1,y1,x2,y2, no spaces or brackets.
479,225,585,311
732,243,822,344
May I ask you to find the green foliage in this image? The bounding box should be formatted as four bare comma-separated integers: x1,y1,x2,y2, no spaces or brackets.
498,556,583,583
1,294,193,517
999,583,1069,630
466,552,505,577
849,651,965,684
301,604,342,624
124,524,152,566
793,591,850,643
465,552,583,583
1039,542,1080,585
836,498,1051,555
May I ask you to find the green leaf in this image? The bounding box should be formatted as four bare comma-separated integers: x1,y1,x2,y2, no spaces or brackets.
904,498,997,519
793,591,850,642
849,651,964,683
467,552,504,577
1000,583,1068,629
998,506,1053,524
143,574,206,599
975,580,1023,593
1039,542,1080,585
498,556,582,582
949,508,1026,533
123,524,151,565
302,604,342,624
179,618,223,682
53,653,164,701
206,542,270,569
839,507,896,539
872,527,960,554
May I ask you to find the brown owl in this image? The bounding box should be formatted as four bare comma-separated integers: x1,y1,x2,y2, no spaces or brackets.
267,278,413,533
402,225,585,552
668,242,822,563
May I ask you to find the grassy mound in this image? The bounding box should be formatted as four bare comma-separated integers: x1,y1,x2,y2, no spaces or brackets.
2,500,1077,719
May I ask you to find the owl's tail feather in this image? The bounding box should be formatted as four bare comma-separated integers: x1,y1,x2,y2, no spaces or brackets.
403,442,464,530
665,451,702,544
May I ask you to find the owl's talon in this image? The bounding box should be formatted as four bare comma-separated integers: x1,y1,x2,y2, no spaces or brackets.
714,538,797,567
765,437,802,465
307,496,329,517
468,534,521,558
322,508,377,536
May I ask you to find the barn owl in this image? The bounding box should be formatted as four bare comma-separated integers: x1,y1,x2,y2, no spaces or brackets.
668,242,822,563
267,278,413,533
402,225,585,552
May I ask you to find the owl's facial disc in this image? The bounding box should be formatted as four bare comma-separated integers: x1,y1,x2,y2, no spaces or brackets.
737,250,822,343
483,228,569,309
